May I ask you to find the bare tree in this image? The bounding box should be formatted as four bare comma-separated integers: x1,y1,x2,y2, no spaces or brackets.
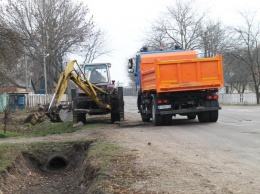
199,21,231,57
144,23,171,51
223,51,250,93
0,23,23,71
81,28,110,63
144,0,206,50
227,11,260,103
0,0,105,93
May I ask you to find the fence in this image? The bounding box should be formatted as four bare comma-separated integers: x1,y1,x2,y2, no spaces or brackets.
218,93,257,105
26,94,51,108
26,94,68,108
5,90,257,110
24,88,138,109
123,88,137,96
123,88,258,105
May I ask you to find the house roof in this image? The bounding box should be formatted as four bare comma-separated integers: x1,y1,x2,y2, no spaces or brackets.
0,70,26,88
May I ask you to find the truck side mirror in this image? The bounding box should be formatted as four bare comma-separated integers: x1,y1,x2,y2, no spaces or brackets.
128,59,133,69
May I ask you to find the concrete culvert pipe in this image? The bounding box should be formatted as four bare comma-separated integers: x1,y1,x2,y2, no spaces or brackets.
47,156,68,171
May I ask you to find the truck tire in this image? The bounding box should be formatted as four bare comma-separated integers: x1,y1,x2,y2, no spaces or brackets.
152,100,163,126
209,110,218,122
163,115,172,125
198,112,209,123
141,114,150,122
187,115,196,120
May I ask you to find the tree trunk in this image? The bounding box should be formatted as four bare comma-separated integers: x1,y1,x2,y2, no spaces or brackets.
3,108,9,134
256,91,260,104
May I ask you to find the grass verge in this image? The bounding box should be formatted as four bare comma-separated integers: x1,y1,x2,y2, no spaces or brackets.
88,142,148,193
0,120,103,139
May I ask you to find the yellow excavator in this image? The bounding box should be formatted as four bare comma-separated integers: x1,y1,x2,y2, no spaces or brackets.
45,60,124,124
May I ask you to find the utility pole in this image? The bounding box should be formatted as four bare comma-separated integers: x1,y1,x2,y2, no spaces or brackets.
43,49,49,94
25,59,28,91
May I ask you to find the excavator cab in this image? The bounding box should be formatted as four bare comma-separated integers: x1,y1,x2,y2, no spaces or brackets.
85,64,110,84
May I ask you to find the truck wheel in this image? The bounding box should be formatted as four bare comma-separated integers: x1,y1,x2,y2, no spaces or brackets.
164,115,172,125
187,115,196,120
152,101,163,126
209,110,218,122
141,114,150,122
198,112,209,123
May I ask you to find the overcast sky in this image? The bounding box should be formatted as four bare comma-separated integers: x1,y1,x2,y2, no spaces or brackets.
83,0,260,86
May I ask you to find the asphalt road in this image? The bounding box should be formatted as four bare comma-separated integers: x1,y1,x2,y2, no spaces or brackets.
114,96,260,193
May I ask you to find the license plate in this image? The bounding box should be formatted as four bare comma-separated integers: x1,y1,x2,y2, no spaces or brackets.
158,105,171,109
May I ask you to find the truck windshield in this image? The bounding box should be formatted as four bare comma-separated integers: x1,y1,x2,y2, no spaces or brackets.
84,64,109,83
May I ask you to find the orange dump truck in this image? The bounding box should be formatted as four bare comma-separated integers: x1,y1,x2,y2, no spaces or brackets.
128,48,224,126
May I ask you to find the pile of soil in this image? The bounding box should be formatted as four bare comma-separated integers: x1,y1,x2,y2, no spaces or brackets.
0,141,102,194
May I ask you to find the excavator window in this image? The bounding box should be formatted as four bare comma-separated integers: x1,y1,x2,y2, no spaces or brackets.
85,64,108,83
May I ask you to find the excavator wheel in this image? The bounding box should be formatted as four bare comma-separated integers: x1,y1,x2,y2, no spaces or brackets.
72,113,87,124
110,87,124,123
111,112,120,123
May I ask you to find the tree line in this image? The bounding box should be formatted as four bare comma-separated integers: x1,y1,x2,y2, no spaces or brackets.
0,0,109,94
1,0,260,104
140,0,260,104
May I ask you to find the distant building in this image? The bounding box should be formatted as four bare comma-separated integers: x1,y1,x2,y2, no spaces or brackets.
0,71,27,93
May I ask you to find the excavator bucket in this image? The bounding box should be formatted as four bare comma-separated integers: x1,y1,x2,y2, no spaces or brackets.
45,107,62,122
58,107,72,122
45,105,71,122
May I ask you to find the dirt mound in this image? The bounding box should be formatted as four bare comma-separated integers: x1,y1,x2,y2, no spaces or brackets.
0,141,102,194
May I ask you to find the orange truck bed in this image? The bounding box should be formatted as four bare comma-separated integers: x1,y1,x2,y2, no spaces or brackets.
140,51,224,93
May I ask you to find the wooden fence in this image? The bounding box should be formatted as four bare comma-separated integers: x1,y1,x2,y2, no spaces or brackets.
24,88,137,109
26,94,68,108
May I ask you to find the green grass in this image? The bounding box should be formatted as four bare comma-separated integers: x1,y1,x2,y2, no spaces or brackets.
88,142,141,193
25,120,80,136
0,130,23,138
0,143,27,171
26,120,103,137
88,143,122,167
0,120,103,139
